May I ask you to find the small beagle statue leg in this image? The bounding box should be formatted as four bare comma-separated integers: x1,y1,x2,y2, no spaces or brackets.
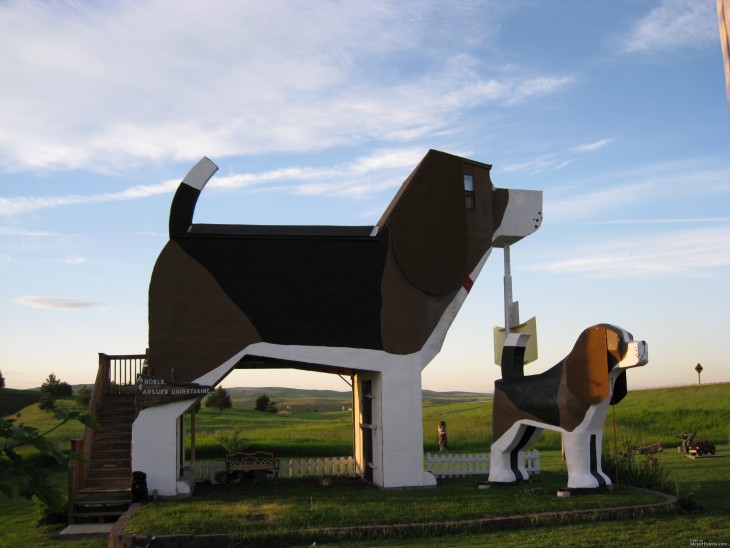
489,422,542,483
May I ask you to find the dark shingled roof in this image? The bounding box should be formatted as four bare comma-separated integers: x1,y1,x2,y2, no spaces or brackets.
187,224,376,239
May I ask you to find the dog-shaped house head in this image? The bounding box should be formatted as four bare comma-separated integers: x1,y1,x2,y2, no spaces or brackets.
489,324,648,489
148,150,542,383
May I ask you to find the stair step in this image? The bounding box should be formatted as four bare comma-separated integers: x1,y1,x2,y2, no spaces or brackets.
79,487,132,495
69,510,127,523
91,450,130,459
94,433,131,442
75,492,132,505
92,449,130,458
89,461,130,471
71,510,127,516
84,478,131,490
97,424,133,432
98,412,135,420
87,471,131,481
94,437,131,444
92,444,130,453
92,443,130,452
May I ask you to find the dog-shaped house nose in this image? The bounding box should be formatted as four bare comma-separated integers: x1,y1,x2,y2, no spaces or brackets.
619,340,648,369
492,189,543,248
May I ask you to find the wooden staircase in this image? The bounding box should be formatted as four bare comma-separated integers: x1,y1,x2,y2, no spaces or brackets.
69,394,135,523
68,354,146,524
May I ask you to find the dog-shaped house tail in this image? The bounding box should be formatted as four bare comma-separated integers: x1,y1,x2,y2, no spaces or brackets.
488,324,648,489
133,149,543,495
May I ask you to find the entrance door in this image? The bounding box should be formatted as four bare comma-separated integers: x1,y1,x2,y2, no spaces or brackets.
360,380,374,482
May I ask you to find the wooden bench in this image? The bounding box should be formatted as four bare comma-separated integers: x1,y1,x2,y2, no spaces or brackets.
225,451,280,481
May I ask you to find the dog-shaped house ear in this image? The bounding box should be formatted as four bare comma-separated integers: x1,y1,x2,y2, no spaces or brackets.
610,371,628,405
387,151,468,296
566,325,611,406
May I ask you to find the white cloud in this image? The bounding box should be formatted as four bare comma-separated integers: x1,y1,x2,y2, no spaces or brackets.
546,165,728,222
528,226,730,279
571,139,612,153
62,257,87,265
0,227,59,237
0,148,424,216
0,179,179,216
14,295,110,310
0,1,571,174
502,156,561,173
506,76,575,105
621,0,718,53
502,139,610,174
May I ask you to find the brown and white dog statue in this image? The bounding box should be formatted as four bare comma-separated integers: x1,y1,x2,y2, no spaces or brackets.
488,324,648,489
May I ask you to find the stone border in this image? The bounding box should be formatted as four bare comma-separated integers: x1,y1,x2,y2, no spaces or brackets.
109,489,678,547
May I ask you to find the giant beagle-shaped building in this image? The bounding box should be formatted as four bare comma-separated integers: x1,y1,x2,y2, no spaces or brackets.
133,150,542,495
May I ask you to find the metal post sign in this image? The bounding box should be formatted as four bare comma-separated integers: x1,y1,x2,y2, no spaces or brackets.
135,374,213,407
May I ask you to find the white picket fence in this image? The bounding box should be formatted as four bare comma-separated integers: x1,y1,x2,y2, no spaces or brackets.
189,450,540,482
189,460,227,483
425,449,540,478
188,456,358,483
288,456,358,478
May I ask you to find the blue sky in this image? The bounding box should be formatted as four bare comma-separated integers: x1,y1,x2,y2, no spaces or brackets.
1,0,728,393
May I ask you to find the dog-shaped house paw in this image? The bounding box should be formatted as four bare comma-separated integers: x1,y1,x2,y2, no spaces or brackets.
488,324,648,489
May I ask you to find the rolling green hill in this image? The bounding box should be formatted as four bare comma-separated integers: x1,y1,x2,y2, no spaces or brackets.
5,383,727,458
226,387,492,412
0,387,40,417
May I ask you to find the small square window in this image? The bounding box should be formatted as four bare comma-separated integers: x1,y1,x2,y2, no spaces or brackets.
464,174,475,210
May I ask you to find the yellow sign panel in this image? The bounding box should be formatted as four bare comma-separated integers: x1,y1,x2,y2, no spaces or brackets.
493,316,538,366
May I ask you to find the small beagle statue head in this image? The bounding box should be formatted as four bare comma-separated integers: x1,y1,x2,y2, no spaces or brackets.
566,324,648,406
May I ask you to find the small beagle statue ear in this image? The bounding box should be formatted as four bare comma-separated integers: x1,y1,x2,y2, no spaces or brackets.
566,325,610,405
388,151,468,296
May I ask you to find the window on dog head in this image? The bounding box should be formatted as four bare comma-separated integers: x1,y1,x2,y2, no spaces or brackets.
464,174,475,210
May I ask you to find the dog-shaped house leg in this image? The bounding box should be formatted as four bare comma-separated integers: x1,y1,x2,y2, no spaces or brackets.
488,324,648,489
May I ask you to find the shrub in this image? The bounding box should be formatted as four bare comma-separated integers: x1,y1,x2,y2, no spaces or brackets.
38,391,56,411
75,386,92,409
34,496,67,525
216,427,249,454
205,387,232,415
255,394,270,412
601,449,669,490
40,373,72,399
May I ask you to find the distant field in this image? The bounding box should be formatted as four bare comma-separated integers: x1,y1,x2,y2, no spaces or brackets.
4,383,728,458
225,386,491,412
187,382,729,458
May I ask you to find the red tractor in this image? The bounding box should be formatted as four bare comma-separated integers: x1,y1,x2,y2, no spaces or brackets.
680,431,717,456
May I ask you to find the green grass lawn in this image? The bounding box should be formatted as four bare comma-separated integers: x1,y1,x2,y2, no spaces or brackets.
0,472,106,548
2,383,728,546
124,448,730,547
125,470,667,544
